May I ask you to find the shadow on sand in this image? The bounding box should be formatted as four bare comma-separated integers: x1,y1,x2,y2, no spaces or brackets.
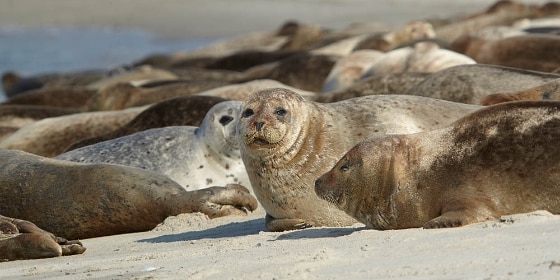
138,216,365,243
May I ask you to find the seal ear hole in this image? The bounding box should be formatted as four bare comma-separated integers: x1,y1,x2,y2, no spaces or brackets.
219,115,234,126
242,109,254,118
274,107,287,116
340,163,350,172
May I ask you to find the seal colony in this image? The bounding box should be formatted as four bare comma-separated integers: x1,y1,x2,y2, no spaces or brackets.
315,101,560,229
2,0,560,265
237,88,480,231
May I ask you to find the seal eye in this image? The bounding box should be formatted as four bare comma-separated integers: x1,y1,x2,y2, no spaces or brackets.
274,107,287,116
219,115,234,126
340,163,350,172
242,109,254,118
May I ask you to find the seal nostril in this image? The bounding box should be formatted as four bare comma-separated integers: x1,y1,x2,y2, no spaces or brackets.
315,178,322,188
255,121,264,131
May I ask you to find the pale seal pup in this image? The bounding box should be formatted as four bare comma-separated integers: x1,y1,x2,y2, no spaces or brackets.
321,50,383,92
315,101,560,230
0,149,257,239
0,215,85,261
360,41,476,79
237,88,481,231
57,101,249,191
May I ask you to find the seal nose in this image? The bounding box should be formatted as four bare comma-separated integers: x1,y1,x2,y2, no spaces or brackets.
314,178,322,191
255,121,265,131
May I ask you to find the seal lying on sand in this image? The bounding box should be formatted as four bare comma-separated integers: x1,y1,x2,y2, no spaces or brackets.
237,88,480,231
0,215,85,262
480,78,560,105
57,101,250,191
315,101,560,229
0,149,257,239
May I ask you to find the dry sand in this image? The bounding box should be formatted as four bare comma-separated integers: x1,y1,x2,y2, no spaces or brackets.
1,0,560,279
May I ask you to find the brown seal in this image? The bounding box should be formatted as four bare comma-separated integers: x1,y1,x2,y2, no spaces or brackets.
64,95,228,152
315,101,560,230
480,78,560,105
0,215,85,262
0,106,145,157
1,70,104,98
450,34,560,73
237,88,481,231
238,52,338,92
0,105,80,128
84,79,228,111
404,64,560,104
1,87,97,109
0,149,257,239
315,72,430,103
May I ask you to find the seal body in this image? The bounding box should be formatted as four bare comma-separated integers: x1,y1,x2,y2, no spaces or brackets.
315,101,560,229
237,88,480,231
0,106,145,157
0,149,257,239
57,101,249,190
480,78,560,105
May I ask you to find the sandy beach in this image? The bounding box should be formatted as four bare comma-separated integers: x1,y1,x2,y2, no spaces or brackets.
1,0,560,279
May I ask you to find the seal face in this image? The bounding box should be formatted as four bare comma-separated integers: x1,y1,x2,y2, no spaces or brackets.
316,101,560,230
237,88,481,231
57,101,249,190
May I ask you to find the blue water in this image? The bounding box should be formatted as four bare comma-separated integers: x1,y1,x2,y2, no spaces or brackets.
0,25,219,98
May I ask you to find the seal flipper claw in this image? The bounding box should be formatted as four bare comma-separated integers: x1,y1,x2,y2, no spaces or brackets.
188,184,258,218
265,214,313,231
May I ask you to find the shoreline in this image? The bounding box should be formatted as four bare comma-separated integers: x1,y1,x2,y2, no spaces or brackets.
0,0,552,38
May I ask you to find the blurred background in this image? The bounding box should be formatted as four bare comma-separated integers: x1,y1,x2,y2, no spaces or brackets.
0,0,551,95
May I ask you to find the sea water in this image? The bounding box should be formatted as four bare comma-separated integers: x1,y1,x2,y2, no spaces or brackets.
0,25,218,100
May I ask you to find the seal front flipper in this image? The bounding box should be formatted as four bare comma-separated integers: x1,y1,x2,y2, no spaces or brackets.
185,184,258,218
265,214,313,231
423,209,493,229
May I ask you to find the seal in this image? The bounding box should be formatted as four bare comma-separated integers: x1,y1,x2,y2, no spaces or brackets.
360,41,476,79
0,215,86,261
0,149,257,239
315,101,560,230
0,105,80,128
450,34,560,73
238,52,338,92
404,64,560,104
0,106,146,157
321,50,383,92
57,101,250,191
237,88,481,231
84,79,228,111
64,95,227,152
1,87,97,109
194,79,316,101
315,72,430,103
1,70,104,98
480,78,560,105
